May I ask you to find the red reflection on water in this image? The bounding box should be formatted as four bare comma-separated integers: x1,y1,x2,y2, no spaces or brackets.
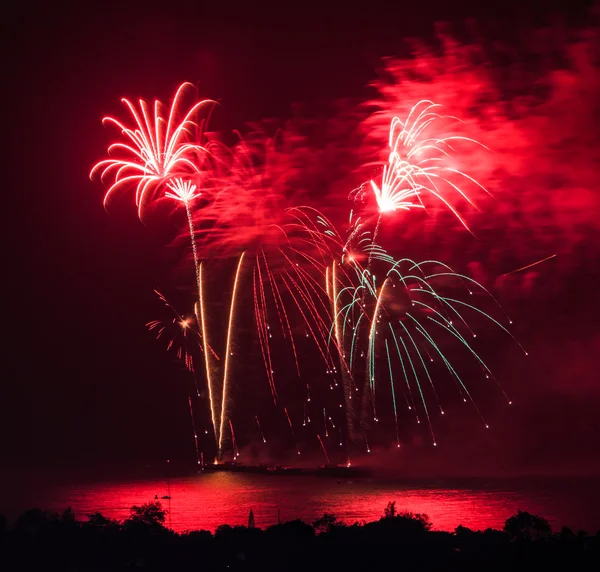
30,473,598,533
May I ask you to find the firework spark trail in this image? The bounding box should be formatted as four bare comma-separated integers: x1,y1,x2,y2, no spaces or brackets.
365,278,389,420
255,416,267,443
268,207,518,451
380,254,509,332
331,262,357,444
280,245,351,365
259,253,288,341
502,253,557,276
254,261,277,403
424,294,528,355
188,396,201,465
398,319,444,414
148,291,219,400
219,253,246,457
323,408,329,437
330,263,344,365
317,434,330,464
337,267,376,360
385,253,515,406
282,269,335,364
93,82,526,458
394,321,436,444
384,340,401,448
262,252,301,377
282,253,341,348
91,83,214,218
354,101,489,246
284,407,301,455
279,272,333,368
197,264,219,451
253,273,271,390
388,324,418,414
164,178,227,415
165,177,205,315
92,86,228,455
228,419,240,458
407,314,494,425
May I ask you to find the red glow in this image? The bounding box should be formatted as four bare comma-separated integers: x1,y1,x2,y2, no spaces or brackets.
21,473,599,534
91,83,213,218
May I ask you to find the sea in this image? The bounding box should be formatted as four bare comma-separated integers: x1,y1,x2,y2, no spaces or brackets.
1,469,599,533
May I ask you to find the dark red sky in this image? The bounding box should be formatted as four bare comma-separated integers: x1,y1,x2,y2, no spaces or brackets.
3,0,598,474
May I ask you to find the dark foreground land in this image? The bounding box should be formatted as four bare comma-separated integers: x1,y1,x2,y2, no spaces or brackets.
1,502,598,571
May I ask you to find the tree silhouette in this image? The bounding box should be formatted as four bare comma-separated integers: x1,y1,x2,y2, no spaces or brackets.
14,508,58,533
124,501,167,532
86,512,119,530
313,513,339,533
504,510,551,541
384,501,397,518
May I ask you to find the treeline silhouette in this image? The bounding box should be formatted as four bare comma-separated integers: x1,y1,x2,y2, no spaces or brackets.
0,501,597,570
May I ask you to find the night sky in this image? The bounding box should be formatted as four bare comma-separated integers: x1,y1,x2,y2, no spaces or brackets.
4,0,599,474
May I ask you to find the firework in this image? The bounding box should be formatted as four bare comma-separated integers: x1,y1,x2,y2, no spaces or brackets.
184,131,298,259
197,263,219,450
93,81,526,461
360,100,488,226
270,207,522,450
91,82,214,218
218,253,246,457
146,289,205,377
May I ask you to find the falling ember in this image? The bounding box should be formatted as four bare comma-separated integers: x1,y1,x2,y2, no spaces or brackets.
284,407,294,433
502,253,557,276
384,340,401,448
255,415,267,443
317,434,330,464
188,396,201,465
229,419,240,458
148,290,210,377
253,262,277,405
284,407,300,455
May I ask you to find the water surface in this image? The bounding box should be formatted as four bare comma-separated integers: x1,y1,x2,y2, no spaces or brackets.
2,471,598,533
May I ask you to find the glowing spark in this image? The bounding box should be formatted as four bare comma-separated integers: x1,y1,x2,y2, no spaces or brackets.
91,83,214,217
229,419,240,458
255,416,267,443
317,434,330,464
188,397,201,465
165,178,201,204
219,253,246,455
502,254,557,276
364,101,487,229
198,265,218,447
